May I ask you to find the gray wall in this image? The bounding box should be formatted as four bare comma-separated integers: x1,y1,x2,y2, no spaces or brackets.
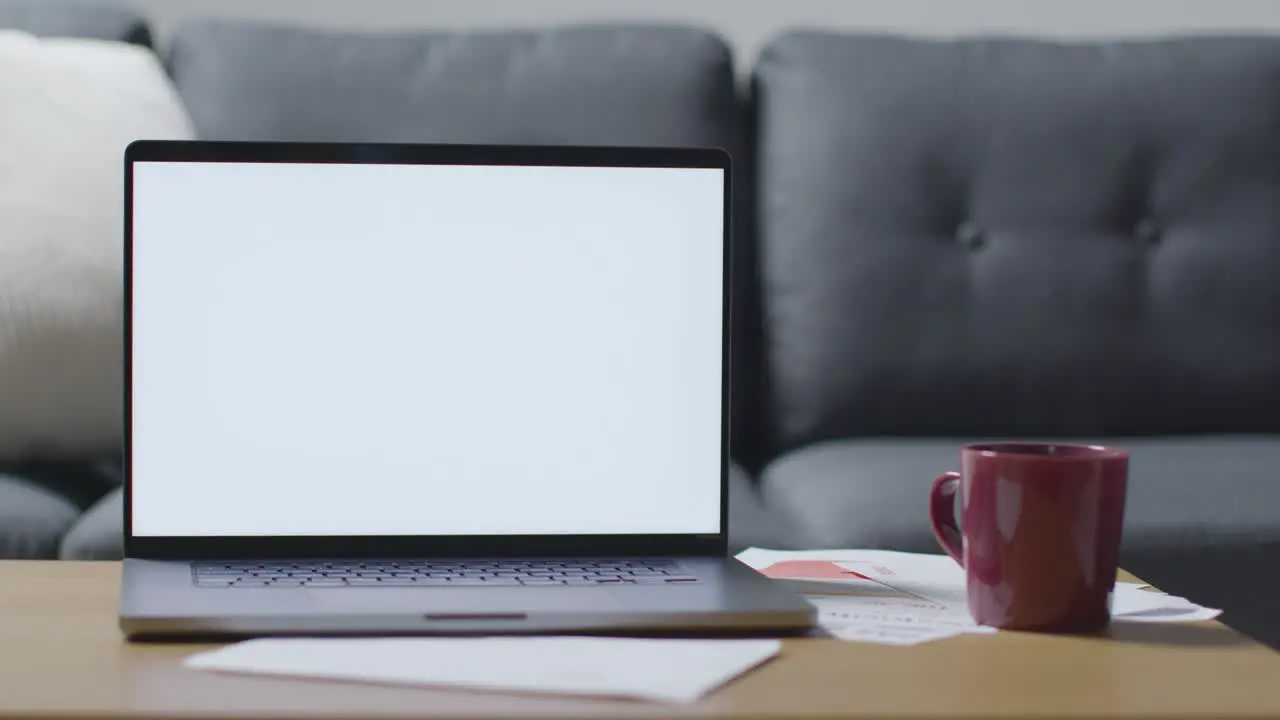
86,0,1280,66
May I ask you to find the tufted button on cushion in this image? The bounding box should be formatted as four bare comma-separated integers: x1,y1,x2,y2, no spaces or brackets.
1135,217,1162,245
754,34,1280,449
956,221,986,250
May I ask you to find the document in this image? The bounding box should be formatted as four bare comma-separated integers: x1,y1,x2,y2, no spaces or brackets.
846,554,1222,623
808,594,996,645
1112,583,1223,623
738,548,1222,646
184,636,781,704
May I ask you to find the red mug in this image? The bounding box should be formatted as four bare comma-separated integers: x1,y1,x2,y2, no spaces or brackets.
929,442,1129,632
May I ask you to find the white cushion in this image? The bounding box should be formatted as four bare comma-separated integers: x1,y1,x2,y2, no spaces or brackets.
0,31,195,459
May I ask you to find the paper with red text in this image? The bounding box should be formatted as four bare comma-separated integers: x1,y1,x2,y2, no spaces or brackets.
737,548,1221,645
737,548,989,645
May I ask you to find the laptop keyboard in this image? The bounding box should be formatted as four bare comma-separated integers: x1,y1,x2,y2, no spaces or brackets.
192,558,700,588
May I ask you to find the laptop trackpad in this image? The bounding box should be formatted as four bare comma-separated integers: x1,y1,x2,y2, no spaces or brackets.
306,587,622,614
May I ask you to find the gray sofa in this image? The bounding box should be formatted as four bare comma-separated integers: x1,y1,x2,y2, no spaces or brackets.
2,1,1277,648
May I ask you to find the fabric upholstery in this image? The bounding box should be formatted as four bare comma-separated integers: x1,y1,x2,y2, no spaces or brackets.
59,485,122,560
0,462,111,558
0,476,75,558
167,21,735,147
0,0,151,46
761,436,1280,552
166,20,764,463
728,464,797,552
753,33,1280,452
0,31,195,460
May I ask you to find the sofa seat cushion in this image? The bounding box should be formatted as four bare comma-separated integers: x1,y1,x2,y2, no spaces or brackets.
728,463,798,552
761,436,1280,552
0,474,77,558
0,461,114,558
59,485,121,560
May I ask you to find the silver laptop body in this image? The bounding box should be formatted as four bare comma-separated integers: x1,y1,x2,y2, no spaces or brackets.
119,140,813,639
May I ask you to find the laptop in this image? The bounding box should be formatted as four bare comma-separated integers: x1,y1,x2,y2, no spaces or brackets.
119,140,814,639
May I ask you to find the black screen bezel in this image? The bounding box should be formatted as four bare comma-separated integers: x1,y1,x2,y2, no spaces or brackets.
124,140,732,560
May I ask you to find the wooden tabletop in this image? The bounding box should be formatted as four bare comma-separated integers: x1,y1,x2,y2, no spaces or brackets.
2,561,1278,719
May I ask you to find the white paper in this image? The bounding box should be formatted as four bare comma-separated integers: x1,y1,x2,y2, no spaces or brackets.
739,548,1222,639
836,553,970,608
845,555,1221,622
1112,584,1222,622
807,594,996,646
738,549,984,645
1112,583,1181,615
184,637,781,704
739,547,943,570
734,547,924,598
822,623,964,646
1115,605,1223,623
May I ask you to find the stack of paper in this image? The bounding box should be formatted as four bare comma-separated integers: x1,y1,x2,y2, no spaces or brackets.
185,637,780,704
737,548,1221,646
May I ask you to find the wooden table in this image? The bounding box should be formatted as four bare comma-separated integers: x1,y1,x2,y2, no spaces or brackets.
2,561,1278,719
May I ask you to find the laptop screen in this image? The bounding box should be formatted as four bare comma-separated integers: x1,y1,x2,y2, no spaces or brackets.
129,157,726,539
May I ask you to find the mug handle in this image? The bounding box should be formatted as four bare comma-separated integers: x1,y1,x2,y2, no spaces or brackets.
929,471,965,566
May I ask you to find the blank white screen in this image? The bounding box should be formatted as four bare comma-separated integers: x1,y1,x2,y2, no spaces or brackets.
130,160,725,537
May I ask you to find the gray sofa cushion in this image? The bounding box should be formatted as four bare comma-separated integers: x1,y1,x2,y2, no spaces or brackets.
753,34,1280,451
0,0,151,45
728,464,797,552
166,19,763,465
59,485,121,560
167,21,736,147
0,470,84,558
761,436,1280,552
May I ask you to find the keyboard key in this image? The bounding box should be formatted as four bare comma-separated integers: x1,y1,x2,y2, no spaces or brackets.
305,578,348,587
452,578,521,586
197,579,236,587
